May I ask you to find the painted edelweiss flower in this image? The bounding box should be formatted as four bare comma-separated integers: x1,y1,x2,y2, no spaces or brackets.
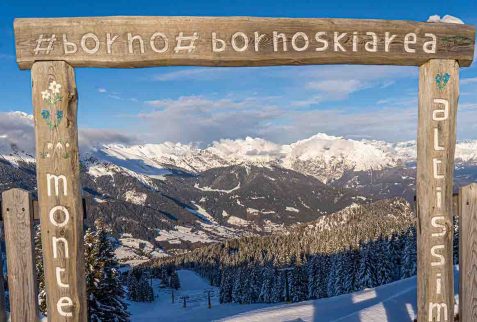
41,90,51,100
49,81,62,94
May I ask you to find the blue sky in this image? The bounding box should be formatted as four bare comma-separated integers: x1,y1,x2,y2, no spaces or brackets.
0,0,476,148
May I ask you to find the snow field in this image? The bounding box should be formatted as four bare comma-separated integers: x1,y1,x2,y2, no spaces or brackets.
129,268,459,322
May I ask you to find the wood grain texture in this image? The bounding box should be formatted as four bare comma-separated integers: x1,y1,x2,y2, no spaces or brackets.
32,61,87,321
460,183,477,322
2,189,39,322
417,59,459,322
0,227,7,322
32,199,86,221
14,16,475,69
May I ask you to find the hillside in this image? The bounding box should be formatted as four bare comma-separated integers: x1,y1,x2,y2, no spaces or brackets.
147,198,430,307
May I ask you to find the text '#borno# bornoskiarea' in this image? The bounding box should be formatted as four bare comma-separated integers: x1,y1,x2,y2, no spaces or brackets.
33,31,438,56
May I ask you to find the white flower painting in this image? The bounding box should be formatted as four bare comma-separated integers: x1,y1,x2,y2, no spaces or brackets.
40,80,64,129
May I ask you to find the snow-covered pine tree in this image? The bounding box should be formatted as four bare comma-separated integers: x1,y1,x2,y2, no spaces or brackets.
159,267,168,288
127,270,139,301
138,274,154,302
453,215,459,265
169,271,181,290
374,238,394,286
231,266,243,303
219,266,233,303
232,265,252,304
270,269,285,303
401,227,417,279
317,254,331,299
389,234,404,280
341,249,360,293
327,253,340,297
289,265,307,302
326,254,335,297
84,220,129,321
306,255,319,300
357,242,375,290
248,265,262,303
127,269,154,302
258,263,274,303
34,225,47,315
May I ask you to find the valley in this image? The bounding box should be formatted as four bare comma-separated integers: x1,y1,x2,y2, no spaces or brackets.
1,121,477,263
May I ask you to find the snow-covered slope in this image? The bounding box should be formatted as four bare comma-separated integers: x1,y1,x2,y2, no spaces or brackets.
128,268,459,322
222,268,460,322
281,134,403,182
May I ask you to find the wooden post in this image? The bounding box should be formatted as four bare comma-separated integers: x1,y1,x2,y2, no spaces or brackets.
459,183,477,322
417,59,459,322
0,220,7,322
2,188,38,322
32,61,87,321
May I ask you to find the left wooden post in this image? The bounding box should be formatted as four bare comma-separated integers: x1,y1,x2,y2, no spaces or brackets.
32,61,87,321
2,188,38,322
0,213,8,322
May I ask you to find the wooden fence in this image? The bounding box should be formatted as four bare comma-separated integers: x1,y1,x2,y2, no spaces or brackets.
0,190,87,321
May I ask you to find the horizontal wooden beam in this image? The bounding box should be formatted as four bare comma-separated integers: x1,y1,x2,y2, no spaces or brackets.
14,16,475,69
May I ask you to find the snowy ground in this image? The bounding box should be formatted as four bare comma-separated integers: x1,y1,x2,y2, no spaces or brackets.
128,268,459,322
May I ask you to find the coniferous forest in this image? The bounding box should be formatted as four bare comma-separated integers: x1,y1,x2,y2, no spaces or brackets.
35,220,130,321
30,197,460,316
148,198,460,305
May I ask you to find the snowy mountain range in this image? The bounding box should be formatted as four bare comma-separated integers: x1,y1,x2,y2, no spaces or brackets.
85,133,475,184
1,112,476,184
2,114,477,262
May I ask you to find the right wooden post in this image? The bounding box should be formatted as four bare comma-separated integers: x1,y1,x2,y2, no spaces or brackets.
460,183,477,322
417,59,459,322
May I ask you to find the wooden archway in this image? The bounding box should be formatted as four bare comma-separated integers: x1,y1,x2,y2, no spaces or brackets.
14,16,475,322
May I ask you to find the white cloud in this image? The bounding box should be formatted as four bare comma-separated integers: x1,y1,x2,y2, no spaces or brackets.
138,94,418,144
0,53,14,60
79,128,136,150
0,112,35,154
100,90,136,102
0,112,135,154
289,65,416,106
135,88,477,144
461,77,477,85
264,100,477,143
261,107,419,143
291,96,323,107
140,96,282,144
152,65,416,84
280,65,416,82
154,67,238,81
134,85,477,144
306,79,366,100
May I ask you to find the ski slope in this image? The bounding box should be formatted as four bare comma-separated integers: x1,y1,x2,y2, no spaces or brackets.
129,268,459,322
